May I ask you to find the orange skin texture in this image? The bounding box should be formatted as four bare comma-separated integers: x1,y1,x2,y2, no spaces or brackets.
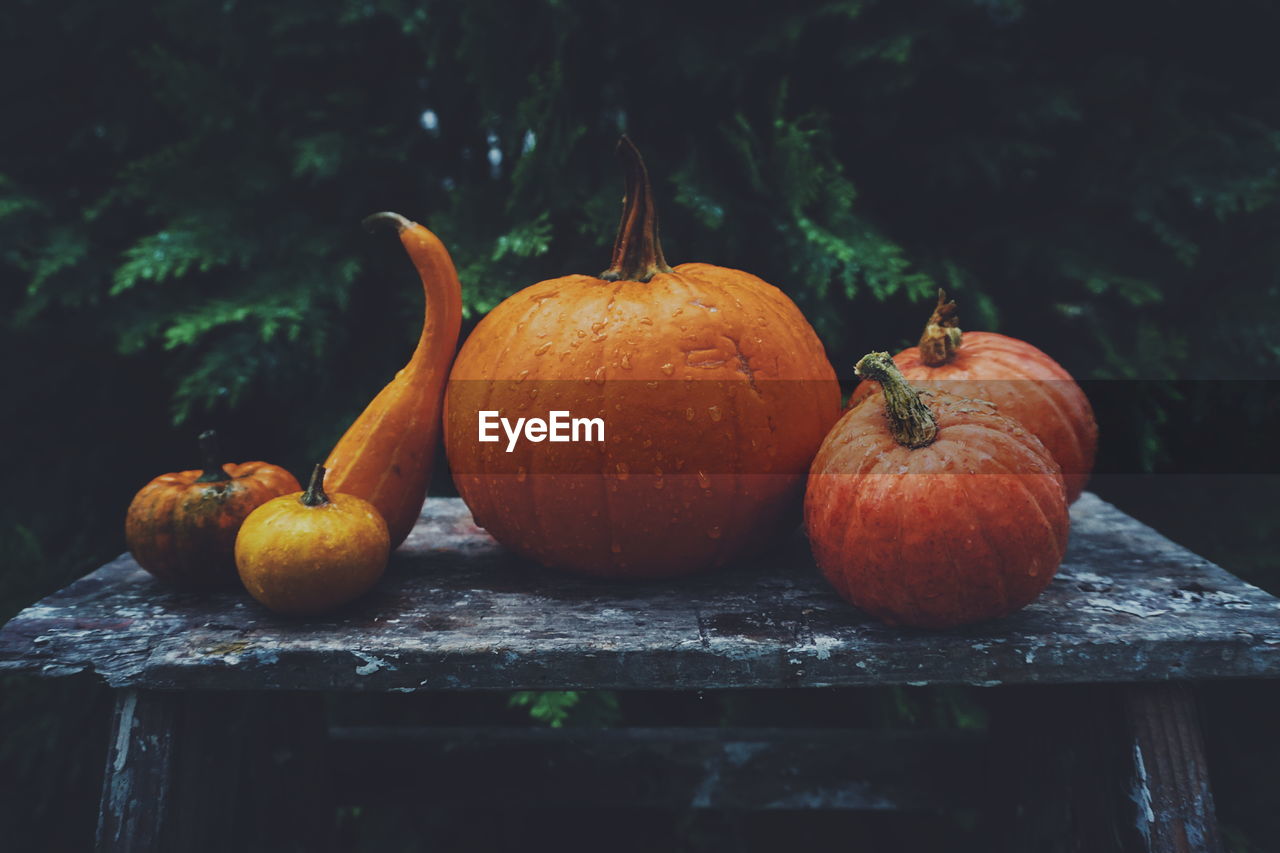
235,491,389,616
445,263,841,579
804,389,1069,629
125,462,301,589
324,219,463,550
847,332,1097,502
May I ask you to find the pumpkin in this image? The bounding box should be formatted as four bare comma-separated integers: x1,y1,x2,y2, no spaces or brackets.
235,464,389,615
323,211,463,549
444,137,841,578
124,431,300,588
805,352,1069,629
848,290,1097,502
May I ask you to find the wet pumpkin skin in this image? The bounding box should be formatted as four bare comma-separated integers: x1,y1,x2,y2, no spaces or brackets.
848,291,1097,502
235,465,389,616
444,139,840,579
806,353,1069,630
125,433,300,589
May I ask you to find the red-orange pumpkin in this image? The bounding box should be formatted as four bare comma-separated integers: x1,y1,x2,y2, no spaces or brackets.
806,352,1069,629
125,431,301,588
444,138,841,578
848,291,1097,501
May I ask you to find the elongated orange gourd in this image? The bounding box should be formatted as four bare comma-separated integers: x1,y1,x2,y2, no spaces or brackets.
324,212,463,549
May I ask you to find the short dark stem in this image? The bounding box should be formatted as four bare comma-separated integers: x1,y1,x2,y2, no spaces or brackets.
599,136,674,283
301,464,330,507
194,430,231,483
855,352,939,449
363,211,412,234
918,288,962,367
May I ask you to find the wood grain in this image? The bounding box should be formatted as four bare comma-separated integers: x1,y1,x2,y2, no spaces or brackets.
1123,684,1224,853
5,494,1279,692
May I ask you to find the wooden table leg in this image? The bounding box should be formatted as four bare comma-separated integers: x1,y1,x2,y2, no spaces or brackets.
1121,683,1224,853
96,689,331,853
97,689,182,852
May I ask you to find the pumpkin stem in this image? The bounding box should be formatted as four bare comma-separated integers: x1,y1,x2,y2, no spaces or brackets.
600,136,674,283
855,352,939,449
301,464,331,507
194,430,232,483
918,288,963,367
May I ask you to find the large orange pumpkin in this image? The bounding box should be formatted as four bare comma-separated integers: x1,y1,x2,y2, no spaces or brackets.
848,290,1097,501
444,138,841,578
806,352,1069,629
125,431,301,588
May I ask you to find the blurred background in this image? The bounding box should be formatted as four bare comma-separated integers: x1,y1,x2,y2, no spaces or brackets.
2,0,1278,850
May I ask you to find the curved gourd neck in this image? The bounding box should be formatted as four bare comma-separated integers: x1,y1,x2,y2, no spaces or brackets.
363,212,463,377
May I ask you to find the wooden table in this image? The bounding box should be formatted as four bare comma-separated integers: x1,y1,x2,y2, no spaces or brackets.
3,494,1278,851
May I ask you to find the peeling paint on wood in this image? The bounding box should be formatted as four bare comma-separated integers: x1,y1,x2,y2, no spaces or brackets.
4,494,1280,692
1123,683,1224,852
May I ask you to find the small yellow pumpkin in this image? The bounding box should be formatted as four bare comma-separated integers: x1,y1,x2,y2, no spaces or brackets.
235,464,389,615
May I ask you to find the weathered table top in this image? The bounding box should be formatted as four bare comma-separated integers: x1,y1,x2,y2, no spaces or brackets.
3,495,1278,691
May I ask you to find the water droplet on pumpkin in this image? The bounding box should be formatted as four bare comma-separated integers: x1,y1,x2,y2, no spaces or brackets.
594,366,607,385
615,462,630,480
661,363,675,376
707,405,722,422
620,353,633,369
756,316,769,327
577,329,587,338
685,407,696,421
707,526,722,539
534,342,552,356
517,369,530,381
696,470,711,490
591,321,608,333
639,316,653,325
